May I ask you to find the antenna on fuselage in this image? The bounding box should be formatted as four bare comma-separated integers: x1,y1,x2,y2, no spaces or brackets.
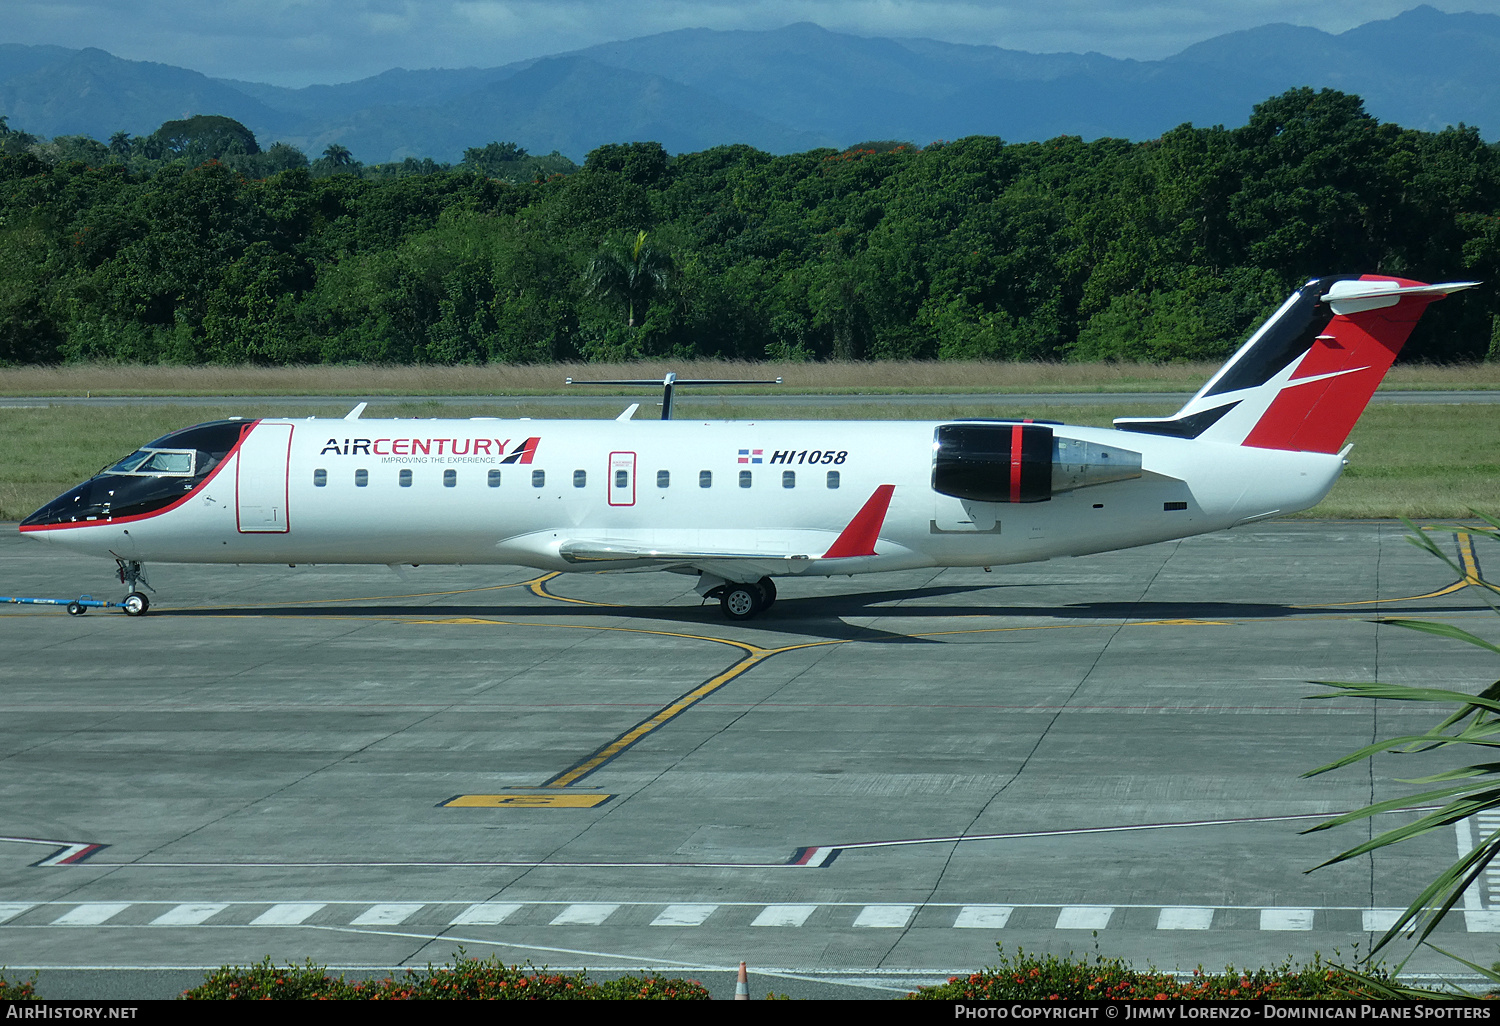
564,372,783,420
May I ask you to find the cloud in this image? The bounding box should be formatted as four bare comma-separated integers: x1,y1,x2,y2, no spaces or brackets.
4,1,1498,85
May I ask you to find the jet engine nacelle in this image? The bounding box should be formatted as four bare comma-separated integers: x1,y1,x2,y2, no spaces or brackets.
932,423,1142,503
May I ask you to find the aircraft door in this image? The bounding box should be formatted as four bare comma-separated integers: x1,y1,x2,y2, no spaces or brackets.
237,422,293,533
608,451,636,507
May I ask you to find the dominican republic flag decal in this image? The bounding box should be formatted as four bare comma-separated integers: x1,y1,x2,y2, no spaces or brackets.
738,448,763,464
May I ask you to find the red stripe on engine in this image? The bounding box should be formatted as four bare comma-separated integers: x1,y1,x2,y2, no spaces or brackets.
1010,424,1024,504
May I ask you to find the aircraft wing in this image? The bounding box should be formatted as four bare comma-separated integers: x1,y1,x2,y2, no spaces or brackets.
557,540,821,580
556,484,898,580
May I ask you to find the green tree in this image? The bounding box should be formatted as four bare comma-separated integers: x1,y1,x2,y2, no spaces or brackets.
584,230,673,328
462,141,527,175
151,115,261,160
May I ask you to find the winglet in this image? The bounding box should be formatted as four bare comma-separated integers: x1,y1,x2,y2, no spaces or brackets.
822,485,895,559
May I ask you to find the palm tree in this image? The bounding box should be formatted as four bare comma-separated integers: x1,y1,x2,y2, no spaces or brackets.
584,230,673,328
322,144,354,168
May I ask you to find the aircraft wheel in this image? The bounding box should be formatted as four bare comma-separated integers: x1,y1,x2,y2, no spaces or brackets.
122,592,150,617
720,583,763,621
756,576,777,608
66,601,86,616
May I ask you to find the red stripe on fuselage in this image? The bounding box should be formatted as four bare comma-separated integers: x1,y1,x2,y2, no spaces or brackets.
18,420,254,533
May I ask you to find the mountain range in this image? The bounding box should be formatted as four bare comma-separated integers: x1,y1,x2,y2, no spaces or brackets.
2,5,1497,163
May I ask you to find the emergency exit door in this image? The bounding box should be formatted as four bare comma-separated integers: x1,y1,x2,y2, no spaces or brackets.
608,451,636,506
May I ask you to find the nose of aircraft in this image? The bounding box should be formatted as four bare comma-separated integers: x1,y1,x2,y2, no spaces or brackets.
20,479,97,528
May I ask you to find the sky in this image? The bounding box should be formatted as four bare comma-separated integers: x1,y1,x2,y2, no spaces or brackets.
8,1,1499,87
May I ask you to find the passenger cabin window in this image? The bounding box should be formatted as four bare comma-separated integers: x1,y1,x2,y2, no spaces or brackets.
313,469,327,487
614,469,628,488
657,470,670,488
399,469,412,487
783,470,795,489
826,470,840,489
699,470,712,488
532,469,546,488
573,469,587,488
739,470,752,488
444,469,457,488
355,469,368,487
487,469,501,488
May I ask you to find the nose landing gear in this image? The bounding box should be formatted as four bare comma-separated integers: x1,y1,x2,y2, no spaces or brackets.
115,558,152,617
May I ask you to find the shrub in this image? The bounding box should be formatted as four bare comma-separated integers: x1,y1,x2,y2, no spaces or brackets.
182,958,356,1000
592,973,712,1000
0,968,37,1000
181,953,710,1000
907,946,1391,1000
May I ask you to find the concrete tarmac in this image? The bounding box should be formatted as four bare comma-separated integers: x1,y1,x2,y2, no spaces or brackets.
2,520,1498,999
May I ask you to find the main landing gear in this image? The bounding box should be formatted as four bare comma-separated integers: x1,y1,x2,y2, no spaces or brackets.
114,558,152,617
705,576,777,621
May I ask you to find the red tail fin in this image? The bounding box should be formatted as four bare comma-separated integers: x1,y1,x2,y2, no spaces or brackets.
1114,276,1477,452
1243,278,1449,452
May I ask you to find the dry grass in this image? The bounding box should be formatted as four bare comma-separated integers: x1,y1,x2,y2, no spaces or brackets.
4,360,1498,397
1,399,1492,521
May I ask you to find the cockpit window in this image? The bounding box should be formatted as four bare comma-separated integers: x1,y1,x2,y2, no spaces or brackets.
22,418,251,529
105,448,197,477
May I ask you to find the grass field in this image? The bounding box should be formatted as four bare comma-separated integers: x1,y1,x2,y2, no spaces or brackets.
1,400,1493,521
2,360,1500,396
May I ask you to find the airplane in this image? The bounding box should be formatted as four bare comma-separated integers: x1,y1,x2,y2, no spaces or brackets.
17,274,1475,621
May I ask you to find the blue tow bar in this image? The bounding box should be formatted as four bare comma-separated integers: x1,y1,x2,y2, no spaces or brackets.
1,594,122,615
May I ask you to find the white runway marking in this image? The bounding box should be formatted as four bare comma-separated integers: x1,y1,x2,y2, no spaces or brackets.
550,903,619,926
0,899,1466,933
1260,908,1314,931
852,905,915,928
752,904,818,927
250,903,325,926
650,904,717,926
953,905,1013,929
1157,907,1213,930
151,903,228,926
1362,909,1404,932
1473,812,1500,911
52,903,131,925
351,903,424,926
0,904,34,924
450,902,521,925
1055,906,1113,930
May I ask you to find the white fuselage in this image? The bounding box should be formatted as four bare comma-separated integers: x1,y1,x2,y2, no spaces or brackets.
23,417,1346,576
